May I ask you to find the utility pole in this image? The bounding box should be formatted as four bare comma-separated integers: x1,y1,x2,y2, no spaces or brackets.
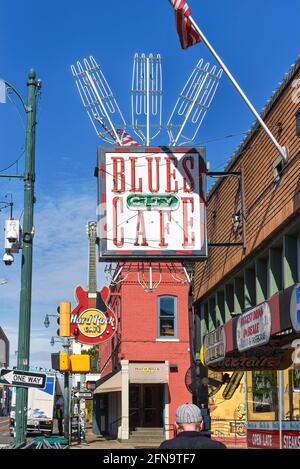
14,70,38,444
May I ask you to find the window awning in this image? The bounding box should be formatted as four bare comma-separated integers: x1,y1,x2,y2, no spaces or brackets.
94,370,122,394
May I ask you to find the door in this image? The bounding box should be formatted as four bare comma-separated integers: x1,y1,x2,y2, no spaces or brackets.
93,394,109,435
129,384,163,428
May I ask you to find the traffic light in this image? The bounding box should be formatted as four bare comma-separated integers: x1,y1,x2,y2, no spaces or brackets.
57,301,71,337
51,352,70,372
70,354,90,373
51,353,90,373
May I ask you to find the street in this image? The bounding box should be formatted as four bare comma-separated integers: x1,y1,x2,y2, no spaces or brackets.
0,417,11,447
0,417,63,448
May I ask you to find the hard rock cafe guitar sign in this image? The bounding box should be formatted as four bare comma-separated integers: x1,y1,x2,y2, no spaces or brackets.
70,221,117,345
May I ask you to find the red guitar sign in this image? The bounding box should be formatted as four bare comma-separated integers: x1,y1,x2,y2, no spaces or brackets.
70,222,117,345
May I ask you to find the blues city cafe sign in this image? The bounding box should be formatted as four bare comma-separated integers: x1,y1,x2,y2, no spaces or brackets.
97,146,207,260
236,302,272,352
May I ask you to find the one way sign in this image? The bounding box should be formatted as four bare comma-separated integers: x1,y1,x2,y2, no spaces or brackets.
0,369,46,389
73,391,93,399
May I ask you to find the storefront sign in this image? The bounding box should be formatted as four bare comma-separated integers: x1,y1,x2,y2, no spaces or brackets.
70,307,117,344
247,429,300,449
290,283,300,332
208,348,292,371
97,146,207,260
129,363,168,383
247,429,279,449
236,302,271,352
204,327,226,365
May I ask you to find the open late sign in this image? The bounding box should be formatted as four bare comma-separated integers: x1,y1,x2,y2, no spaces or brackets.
97,147,207,260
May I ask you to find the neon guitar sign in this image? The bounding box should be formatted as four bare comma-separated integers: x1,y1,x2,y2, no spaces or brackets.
70,221,117,344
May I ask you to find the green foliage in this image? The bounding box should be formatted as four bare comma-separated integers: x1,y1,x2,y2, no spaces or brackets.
82,345,99,372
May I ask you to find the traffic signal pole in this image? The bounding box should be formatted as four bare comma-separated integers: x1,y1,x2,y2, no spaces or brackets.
63,338,71,443
14,70,37,445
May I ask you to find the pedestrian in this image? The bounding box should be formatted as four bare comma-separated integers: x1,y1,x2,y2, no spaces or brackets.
56,404,63,436
159,403,227,449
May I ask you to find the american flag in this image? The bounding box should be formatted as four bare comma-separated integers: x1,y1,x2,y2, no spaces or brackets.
116,129,140,147
169,0,201,50
94,114,140,146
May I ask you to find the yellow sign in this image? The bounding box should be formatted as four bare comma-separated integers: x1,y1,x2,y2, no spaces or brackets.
76,309,111,338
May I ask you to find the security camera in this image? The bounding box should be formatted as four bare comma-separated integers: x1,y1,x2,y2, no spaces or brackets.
3,252,14,266
6,229,18,244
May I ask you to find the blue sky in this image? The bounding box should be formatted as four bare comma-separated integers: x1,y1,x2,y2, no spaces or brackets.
0,0,299,368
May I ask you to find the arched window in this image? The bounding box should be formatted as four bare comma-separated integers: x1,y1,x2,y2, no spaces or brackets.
157,295,177,338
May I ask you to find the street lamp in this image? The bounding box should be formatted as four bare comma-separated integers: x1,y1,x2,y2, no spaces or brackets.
0,70,40,445
50,336,67,347
43,314,57,329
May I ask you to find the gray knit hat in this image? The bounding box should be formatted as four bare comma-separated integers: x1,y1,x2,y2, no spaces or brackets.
176,403,202,424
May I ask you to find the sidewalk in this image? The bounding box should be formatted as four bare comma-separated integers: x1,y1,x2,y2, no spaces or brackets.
70,425,246,450
70,425,160,450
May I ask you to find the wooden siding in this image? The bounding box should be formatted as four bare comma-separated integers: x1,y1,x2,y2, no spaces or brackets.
194,66,300,301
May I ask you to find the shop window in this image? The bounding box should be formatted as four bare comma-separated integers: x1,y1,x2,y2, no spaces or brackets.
252,370,278,413
157,296,177,338
287,369,300,420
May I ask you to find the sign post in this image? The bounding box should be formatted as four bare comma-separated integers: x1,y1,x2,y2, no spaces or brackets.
73,391,93,399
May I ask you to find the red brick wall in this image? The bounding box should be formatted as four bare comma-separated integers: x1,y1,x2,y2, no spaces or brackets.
99,264,192,427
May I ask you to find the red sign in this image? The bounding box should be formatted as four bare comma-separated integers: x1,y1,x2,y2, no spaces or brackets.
247,429,279,449
70,285,117,345
247,430,300,449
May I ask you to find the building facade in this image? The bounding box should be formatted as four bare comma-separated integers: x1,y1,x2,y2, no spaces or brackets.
94,263,192,440
193,58,300,448
93,263,192,441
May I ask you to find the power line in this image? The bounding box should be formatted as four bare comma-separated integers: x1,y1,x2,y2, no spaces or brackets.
0,147,25,173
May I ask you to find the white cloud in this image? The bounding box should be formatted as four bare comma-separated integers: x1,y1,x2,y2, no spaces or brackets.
0,186,108,368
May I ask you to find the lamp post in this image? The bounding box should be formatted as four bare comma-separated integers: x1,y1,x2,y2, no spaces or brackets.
0,70,40,445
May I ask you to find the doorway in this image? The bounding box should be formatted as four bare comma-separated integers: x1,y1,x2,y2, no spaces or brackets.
129,384,164,428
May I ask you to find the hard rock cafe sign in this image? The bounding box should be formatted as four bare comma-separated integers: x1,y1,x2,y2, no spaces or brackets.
70,285,117,345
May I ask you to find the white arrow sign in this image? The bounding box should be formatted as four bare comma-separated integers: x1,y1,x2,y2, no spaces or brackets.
73,391,93,399
0,368,46,389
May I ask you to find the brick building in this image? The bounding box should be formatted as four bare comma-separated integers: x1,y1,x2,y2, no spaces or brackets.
193,57,300,449
93,263,191,442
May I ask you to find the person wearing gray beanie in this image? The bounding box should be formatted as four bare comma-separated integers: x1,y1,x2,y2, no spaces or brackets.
159,403,226,449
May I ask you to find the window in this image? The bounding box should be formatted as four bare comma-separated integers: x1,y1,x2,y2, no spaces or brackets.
296,110,300,137
273,155,284,183
157,296,177,338
252,370,278,413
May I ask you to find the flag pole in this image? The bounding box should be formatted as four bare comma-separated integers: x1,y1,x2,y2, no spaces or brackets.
189,15,288,161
